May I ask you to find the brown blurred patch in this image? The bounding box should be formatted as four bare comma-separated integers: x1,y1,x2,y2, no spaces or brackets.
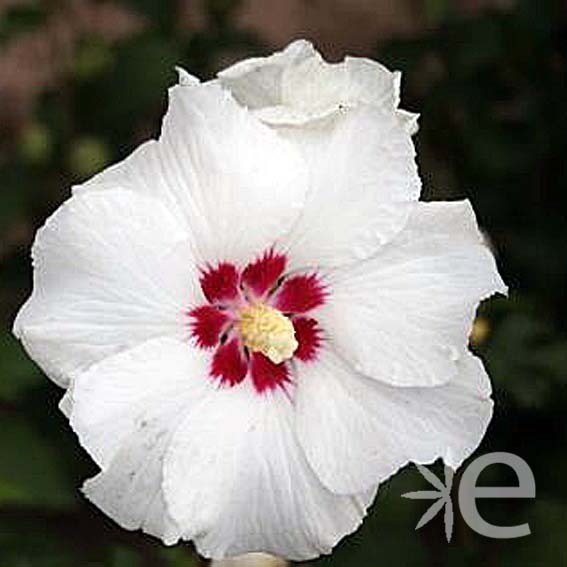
180,0,516,61
236,0,423,59
0,0,146,138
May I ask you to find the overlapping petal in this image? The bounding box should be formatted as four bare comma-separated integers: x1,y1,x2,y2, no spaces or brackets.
217,40,315,117
296,348,493,495
218,41,421,269
279,105,420,268
72,338,211,545
13,189,197,388
70,337,378,559
163,382,377,560
218,39,404,126
318,200,507,388
80,82,307,265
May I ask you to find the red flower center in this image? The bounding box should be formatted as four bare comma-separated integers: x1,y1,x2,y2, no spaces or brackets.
188,249,325,394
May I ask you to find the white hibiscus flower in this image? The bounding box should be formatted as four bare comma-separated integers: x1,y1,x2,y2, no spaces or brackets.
13,40,506,560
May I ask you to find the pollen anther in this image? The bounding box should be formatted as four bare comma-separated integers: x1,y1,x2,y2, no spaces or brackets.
239,303,298,364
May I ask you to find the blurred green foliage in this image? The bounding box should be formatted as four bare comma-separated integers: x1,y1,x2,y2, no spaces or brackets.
0,0,566,565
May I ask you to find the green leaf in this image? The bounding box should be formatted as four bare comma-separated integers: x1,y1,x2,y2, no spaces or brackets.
0,414,76,509
0,331,42,402
161,547,200,567
485,301,567,408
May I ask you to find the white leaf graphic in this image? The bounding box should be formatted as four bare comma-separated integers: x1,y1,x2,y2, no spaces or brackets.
402,464,455,542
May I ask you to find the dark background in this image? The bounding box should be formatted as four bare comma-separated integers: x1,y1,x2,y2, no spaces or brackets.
1,1,566,565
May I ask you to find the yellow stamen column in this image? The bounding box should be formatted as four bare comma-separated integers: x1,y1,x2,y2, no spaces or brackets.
239,304,298,364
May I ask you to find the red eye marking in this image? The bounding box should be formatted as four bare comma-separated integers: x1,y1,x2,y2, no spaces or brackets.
273,274,326,314
293,317,322,362
200,262,239,304
241,248,287,298
210,338,248,387
189,249,326,395
188,305,230,349
249,352,291,394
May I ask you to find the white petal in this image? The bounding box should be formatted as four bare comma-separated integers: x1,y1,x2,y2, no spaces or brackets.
281,56,400,121
163,383,377,560
397,109,420,135
219,40,401,126
13,190,197,388
176,66,200,86
81,82,307,265
74,337,211,545
70,337,210,469
319,200,507,387
58,386,74,418
84,469,181,545
296,348,493,494
218,40,316,112
280,105,420,268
